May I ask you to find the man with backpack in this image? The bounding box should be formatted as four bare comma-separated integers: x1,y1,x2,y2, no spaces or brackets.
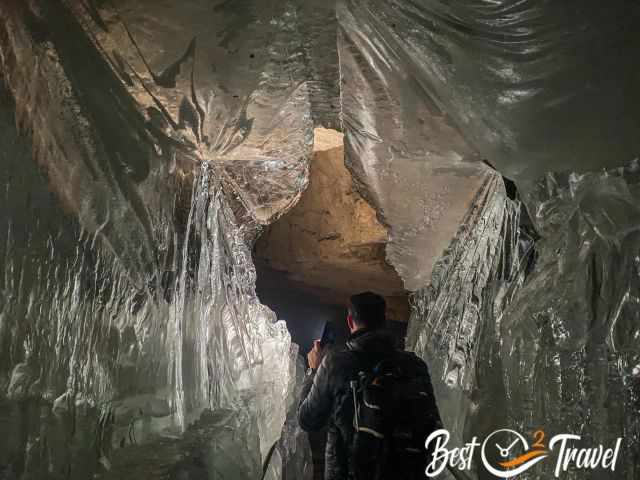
298,291,443,480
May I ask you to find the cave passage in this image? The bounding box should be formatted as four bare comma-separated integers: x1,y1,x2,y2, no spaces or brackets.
254,265,408,480
252,128,412,479
2,1,640,478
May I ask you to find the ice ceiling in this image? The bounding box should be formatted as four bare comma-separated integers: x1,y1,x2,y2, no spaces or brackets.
1,0,639,479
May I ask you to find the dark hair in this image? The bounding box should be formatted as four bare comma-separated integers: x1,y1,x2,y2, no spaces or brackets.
349,291,386,330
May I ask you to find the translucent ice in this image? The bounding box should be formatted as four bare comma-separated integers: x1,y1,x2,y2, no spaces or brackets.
337,0,640,291
338,0,640,183
407,165,640,478
0,87,308,478
407,173,525,453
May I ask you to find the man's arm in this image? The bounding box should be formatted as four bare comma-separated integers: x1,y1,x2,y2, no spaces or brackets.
298,349,334,432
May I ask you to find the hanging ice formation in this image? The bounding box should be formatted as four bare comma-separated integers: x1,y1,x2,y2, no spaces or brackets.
339,1,640,478
2,0,640,479
0,97,309,477
0,0,314,477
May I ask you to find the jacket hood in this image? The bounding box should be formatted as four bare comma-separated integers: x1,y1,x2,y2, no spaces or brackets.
346,328,396,356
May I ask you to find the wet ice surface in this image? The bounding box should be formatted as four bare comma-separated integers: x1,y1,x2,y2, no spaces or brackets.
407,173,523,446
2,1,640,479
341,2,640,477
0,1,316,476
0,0,315,253
337,0,640,292
0,86,310,479
338,0,640,183
408,165,640,479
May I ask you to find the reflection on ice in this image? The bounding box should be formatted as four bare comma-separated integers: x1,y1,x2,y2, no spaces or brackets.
0,130,308,478
408,165,640,479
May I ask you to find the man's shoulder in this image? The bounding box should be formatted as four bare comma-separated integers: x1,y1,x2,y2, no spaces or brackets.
394,349,431,372
323,347,359,369
394,349,423,361
322,345,430,375
316,348,360,397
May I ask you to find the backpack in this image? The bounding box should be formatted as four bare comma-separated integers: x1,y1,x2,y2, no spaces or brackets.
347,355,438,480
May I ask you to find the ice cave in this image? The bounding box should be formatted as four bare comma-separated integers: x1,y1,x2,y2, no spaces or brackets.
0,1,639,479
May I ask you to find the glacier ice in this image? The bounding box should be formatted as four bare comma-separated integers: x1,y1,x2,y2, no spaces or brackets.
338,0,640,183
337,0,491,290
340,2,640,477
2,1,640,479
0,0,315,250
337,0,640,292
406,173,525,458
0,1,318,473
0,86,309,479
407,165,640,479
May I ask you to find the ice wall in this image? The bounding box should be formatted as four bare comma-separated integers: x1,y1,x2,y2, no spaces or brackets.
338,0,640,184
338,0,489,291
0,0,315,251
409,164,640,479
406,173,525,449
340,1,640,478
0,85,307,479
500,165,640,478
0,2,317,476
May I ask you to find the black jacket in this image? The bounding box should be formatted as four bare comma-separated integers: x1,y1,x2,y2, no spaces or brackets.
298,328,442,480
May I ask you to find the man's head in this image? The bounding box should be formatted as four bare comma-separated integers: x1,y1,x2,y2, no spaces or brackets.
347,291,386,333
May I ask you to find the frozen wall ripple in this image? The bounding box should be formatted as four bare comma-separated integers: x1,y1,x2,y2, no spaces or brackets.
408,164,640,479
0,85,308,479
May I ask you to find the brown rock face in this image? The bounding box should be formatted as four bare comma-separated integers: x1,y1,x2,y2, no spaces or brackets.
254,128,408,320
